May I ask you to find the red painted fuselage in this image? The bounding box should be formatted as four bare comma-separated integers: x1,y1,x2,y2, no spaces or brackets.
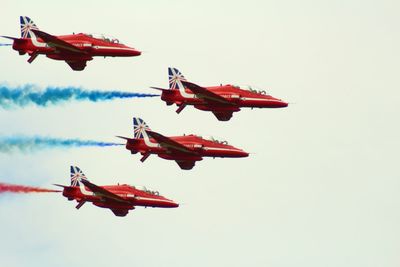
10,33,140,70
162,85,287,109
13,33,141,58
160,84,288,121
6,16,141,70
125,134,248,170
62,184,178,216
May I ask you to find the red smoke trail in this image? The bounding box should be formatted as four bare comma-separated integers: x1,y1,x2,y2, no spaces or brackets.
0,183,61,194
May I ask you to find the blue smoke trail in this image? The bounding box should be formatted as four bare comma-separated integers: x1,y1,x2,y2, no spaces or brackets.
0,84,159,108
0,136,123,153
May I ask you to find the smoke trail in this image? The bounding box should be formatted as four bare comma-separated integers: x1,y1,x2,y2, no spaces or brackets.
0,136,122,153
0,84,159,108
0,183,60,193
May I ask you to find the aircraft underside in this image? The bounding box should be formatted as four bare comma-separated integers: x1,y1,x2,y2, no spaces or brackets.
175,160,196,170
158,153,203,170
111,209,130,217
193,105,241,121
65,60,87,71
92,201,135,217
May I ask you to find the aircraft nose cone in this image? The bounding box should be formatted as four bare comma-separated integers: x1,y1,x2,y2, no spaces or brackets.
232,149,249,158
239,151,249,157
164,198,179,208
272,98,288,108
167,201,179,208
125,46,141,56
130,50,141,56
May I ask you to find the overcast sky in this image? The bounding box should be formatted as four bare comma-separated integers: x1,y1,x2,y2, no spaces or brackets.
1,0,399,266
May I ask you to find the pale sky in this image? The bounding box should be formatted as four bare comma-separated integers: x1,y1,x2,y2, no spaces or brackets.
1,0,399,266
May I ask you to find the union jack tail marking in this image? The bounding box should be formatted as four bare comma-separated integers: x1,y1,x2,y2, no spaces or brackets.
70,166,88,186
133,117,151,139
168,67,187,90
20,16,39,39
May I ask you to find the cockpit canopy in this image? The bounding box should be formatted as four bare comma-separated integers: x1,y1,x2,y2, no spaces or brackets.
84,33,121,44
232,84,268,95
183,134,229,145
203,135,229,145
134,185,160,196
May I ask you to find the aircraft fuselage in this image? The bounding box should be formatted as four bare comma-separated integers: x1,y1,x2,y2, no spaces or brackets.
161,85,288,110
125,134,249,160
62,184,178,211
12,33,141,60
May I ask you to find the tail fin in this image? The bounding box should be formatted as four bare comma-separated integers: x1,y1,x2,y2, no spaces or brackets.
70,166,88,186
133,117,158,148
168,67,187,90
133,117,151,139
20,16,39,38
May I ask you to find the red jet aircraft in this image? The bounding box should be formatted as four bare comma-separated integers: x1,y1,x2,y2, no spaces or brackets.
55,166,178,217
1,16,141,70
118,117,249,170
152,67,288,121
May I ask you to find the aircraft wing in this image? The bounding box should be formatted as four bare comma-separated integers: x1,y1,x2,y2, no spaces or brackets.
31,29,86,54
80,179,129,204
181,81,233,105
146,130,197,155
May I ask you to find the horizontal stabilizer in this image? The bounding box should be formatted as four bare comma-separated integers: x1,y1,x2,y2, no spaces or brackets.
53,184,67,188
116,135,135,142
150,87,170,91
0,35,19,40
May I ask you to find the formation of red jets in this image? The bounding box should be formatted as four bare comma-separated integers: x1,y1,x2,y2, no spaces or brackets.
2,16,288,216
